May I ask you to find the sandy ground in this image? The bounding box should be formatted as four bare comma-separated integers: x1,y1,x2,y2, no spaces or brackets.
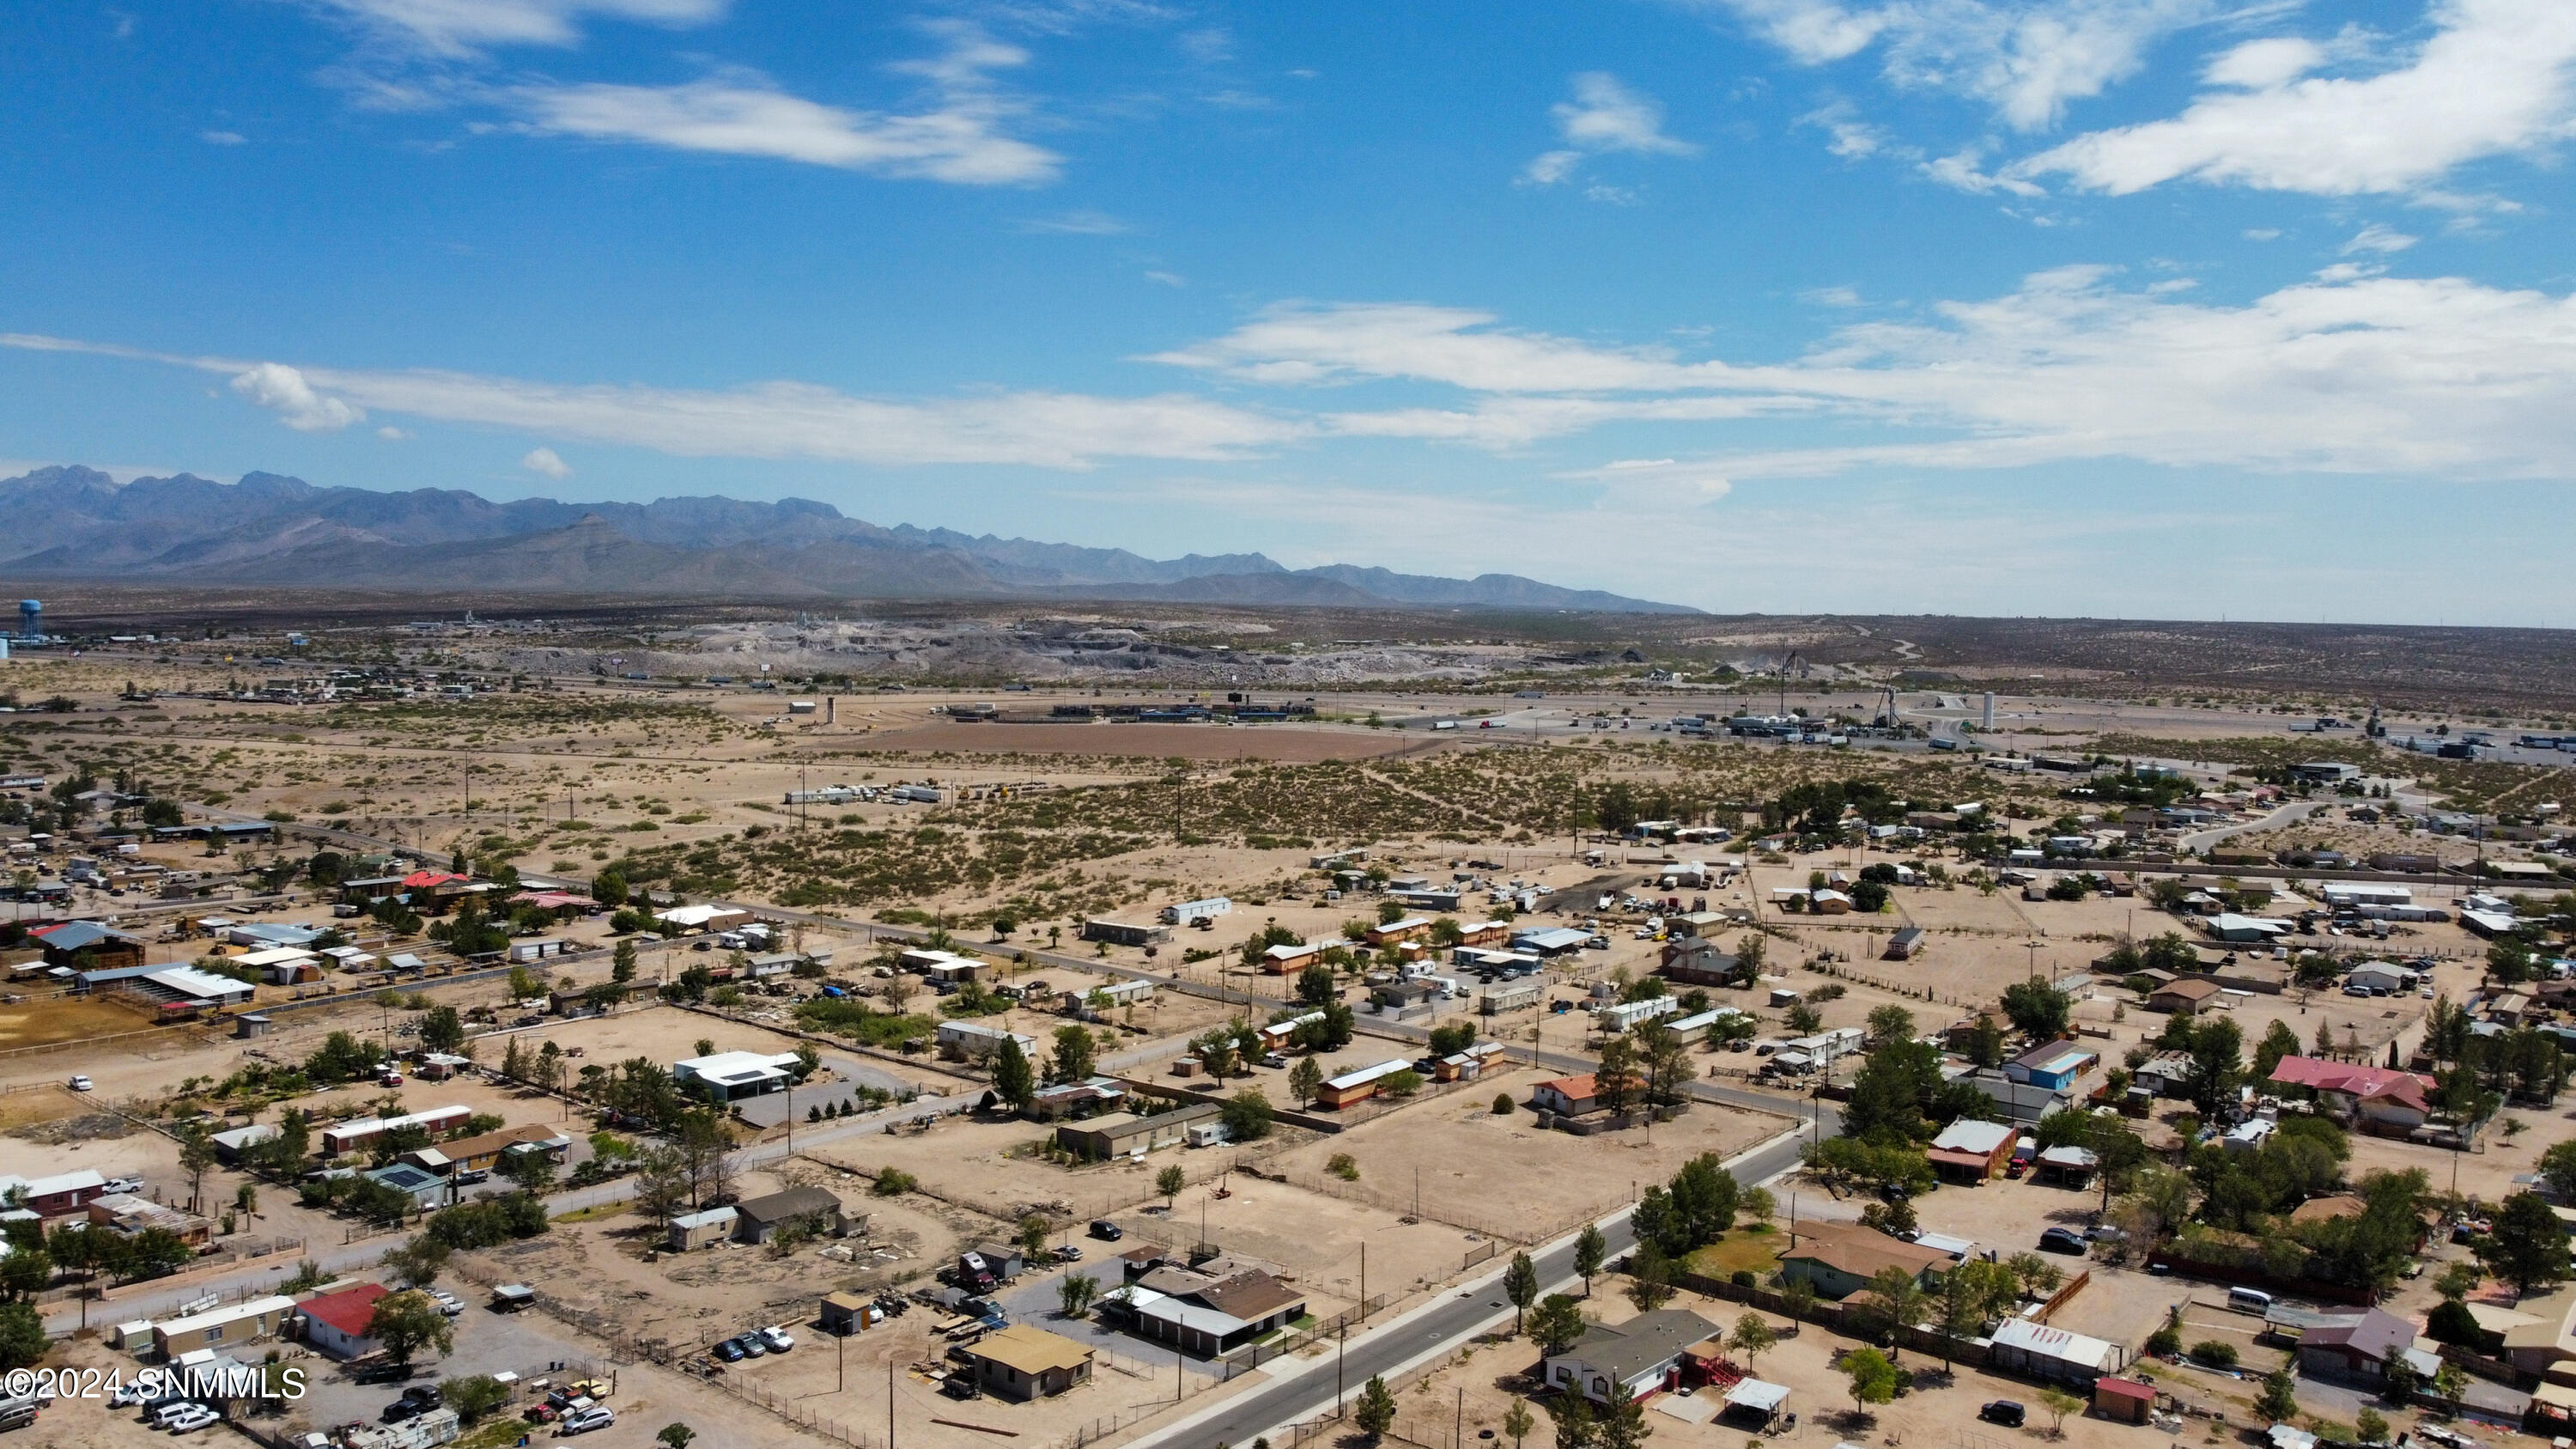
1259,1065,1784,1243
841,720,1448,763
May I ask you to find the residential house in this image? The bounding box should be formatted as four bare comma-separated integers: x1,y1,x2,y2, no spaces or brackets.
404,1123,569,1178
967,1324,1096,1400
2205,913,2293,944
1532,1074,1599,1117
319,1105,471,1158
1777,1223,1948,1300
1316,1059,1415,1109
1542,1309,1722,1404
1028,1078,1126,1122
2502,1283,2576,1381
1083,919,1170,947
666,1206,738,1251
654,904,751,935
1987,1318,2129,1386
1884,927,1925,961
295,1284,391,1360
88,1193,211,1248
2131,1051,2196,1098
1433,1042,1504,1081
2148,978,2224,1014
1260,941,1327,974
936,1020,1038,1063
2345,963,2420,995
733,1186,852,1244
2093,1378,2157,1424
364,1163,447,1211
2298,1309,2435,1385
900,948,987,982
0,1168,106,1219
1365,916,1433,947
1057,1102,1222,1160
1127,1266,1308,1356
1926,1119,2016,1184
2005,1041,2098,1093
2267,1057,2435,1132
152,1295,297,1357
1963,1070,2072,1126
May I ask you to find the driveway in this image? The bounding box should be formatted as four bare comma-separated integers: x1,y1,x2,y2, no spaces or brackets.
732,1054,916,1128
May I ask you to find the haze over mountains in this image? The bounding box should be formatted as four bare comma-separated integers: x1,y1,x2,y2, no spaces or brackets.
0,466,1693,613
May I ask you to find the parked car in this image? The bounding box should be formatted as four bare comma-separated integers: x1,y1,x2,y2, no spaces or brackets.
163,1404,221,1434
712,1339,746,1363
1054,1245,1083,1263
1979,1402,2026,1428
67,1075,93,1092
381,1400,427,1424
557,1406,615,1435
2038,1227,2087,1255
1259,1052,1288,1069
104,1176,143,1195
1088,1220,1122,1241
737,1334,767,1358
759,1325,795,1353
398,1385,443,1409
151,1402,208,1429
429,1289,465,1316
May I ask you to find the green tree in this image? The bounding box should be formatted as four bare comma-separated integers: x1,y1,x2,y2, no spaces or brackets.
1157,1165,1186,1210
2433,1361,2469,1416
2538,1139,2576,1202
1295,963,1338,1007
991,1038,1036,1112
2256,1370,2300,1422
1288,1056,1325,1108
1839,1347,1899,1418
2251,1019,2303,1081
1625,1244,1674,1312
418,1005,467,1055
1865,1005,1917,1049
1504,1251,1540,1334
1354,1375,1399,1438
1546,1395,1596,1449
2039,1388,2087,1434
0,1301,45,1373
178,1124,218,1213
1530,1293,1586,1356
1846,1265,1929,1361
498,1148,556,1196
368,1289,455,1369
1595,1379,1649,1449
658,1425,696,1449
1728,1313,1777,1373
1221,1090,1275,1142
1058,1272,1099,1318
381,1235,452,1289
2478,1191,2573,1294
2355,1409,2391,1444
611,937,639,983
1049,1025,1097,1084
2001,975,2073,1040
442,1374,512,1424
1574,1223,1607,1294
1503,1399,1536,1449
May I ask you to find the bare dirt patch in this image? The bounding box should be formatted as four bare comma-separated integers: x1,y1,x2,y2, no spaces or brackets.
852,721,1443,763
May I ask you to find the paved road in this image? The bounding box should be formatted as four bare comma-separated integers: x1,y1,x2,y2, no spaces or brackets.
2182,800,2330,854
1124,1121,1815,1449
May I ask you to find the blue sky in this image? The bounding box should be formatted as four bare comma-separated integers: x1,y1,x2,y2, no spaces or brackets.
4,0,2574,622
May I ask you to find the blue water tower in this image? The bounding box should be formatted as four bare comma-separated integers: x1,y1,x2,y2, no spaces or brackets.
16,600,38,642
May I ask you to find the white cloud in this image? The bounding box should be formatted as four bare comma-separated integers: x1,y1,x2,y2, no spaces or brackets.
2342,223,2418,254
228,362,365,431
1921,147,2044,195
200,129,246,145
1,333,1295,470
1799,102,1896,158
377,425,412,439
310,0,727,58
1016,210,1130,234
1522,73,1696,185
1154,268,2576,478
1801,285,1864,306
2243,227,2282,240
520,446,571,477
1686,0,2219,131
2015,0,2576,194
513,31,1059,185
1144,270,1187,287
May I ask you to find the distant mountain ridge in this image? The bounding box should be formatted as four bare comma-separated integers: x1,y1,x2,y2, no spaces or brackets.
0,466,1697,613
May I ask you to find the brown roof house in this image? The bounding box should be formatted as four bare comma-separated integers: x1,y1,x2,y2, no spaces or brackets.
732,1185,854,1245
1778,1223,1949,1300
966,1324,1095,1401
1127,1265,1307,1356
2148,978,2223,1014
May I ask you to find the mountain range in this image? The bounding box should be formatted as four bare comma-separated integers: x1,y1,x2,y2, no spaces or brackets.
0,466,1695,612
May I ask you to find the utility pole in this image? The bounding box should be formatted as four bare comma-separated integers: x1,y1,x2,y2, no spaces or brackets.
888,1358,895,1449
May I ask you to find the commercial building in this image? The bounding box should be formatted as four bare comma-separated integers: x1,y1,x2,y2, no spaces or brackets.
672,1050,803,1101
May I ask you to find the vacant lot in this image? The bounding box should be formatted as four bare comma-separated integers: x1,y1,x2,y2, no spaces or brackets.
0,993,161,1051
1260,1066,1789,1243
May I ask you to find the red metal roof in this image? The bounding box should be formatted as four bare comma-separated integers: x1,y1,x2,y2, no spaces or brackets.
2095,1377,2156,1403
298,1283,389,1337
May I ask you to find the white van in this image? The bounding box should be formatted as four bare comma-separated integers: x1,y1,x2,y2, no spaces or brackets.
2228,1287,2274,1313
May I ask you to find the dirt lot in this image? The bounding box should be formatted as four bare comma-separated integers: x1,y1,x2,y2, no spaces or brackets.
0,993,164,1052
843,720,1446,763
1259,1066,1788,1243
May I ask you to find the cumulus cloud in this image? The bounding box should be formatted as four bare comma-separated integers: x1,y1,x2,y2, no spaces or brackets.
513,29,1059,184
228,362,364,431
2343,223,2418,254
520,446,571,477
1522,73,1697,186
377,425,412,439
1685,0,2218,131
2014,0,2576,194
